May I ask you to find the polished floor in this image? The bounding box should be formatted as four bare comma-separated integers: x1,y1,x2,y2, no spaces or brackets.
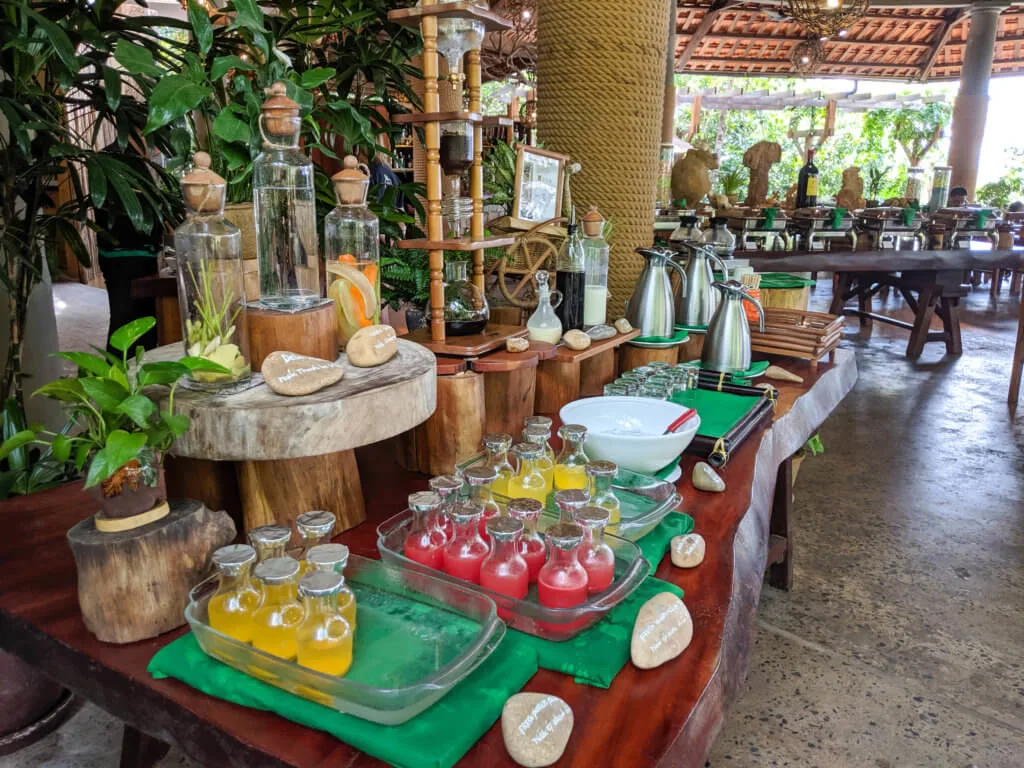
4,277,1023,767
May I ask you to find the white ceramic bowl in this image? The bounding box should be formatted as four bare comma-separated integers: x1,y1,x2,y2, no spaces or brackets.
559,396,701,475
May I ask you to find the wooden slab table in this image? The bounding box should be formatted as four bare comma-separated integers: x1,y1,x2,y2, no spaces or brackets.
0,351,856,768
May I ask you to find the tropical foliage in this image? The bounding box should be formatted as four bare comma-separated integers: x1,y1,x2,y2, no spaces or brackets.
976,148,1024,208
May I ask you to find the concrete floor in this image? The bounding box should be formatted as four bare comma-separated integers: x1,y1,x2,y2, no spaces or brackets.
3,277,1023,767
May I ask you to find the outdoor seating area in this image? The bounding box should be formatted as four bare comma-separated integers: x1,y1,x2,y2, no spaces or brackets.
1,2,1022,768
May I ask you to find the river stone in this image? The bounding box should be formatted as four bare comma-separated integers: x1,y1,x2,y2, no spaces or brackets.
563,329,591,351
671,533,706,568
261,351,344,396
692,461,725,492
346,324,397,367
614,317,633,334
501,693,573,767
631,592,693,670
586,324,616,341
507,337,530,353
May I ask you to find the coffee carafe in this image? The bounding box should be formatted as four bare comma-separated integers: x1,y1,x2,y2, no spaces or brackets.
701,281,764,373
674,242,730,327
624,248,687,338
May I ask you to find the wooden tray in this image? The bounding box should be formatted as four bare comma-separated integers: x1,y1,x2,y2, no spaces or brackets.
750,308,843,363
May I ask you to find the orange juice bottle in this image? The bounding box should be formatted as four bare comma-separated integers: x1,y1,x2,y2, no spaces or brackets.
207,544,260,643
247,524,292,563
295,510,336,573
508,443,549,504
251,557,305,660
296,571,354,676
305,543,356,631
554,423,589,491
523,426,555,494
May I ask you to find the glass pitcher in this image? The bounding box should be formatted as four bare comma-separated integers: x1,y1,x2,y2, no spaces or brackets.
526,270,563,344
436,260,488,336
507,497,546,583
554,488,590,523
554,424,589,491
479,516,529,601
296,571,354,677
429,474,464,541
296,511,336,564
248,525,292,563
403,491,446,569
252,556,304,660
463,465,501,543
208,544,260,643
442,500,489,584
702,216,736,258
586,460,621,525
509,443,549,504
537,522,589,609
303,543,356,629
575,505,615,593
482,433,516,497
522,426,555,493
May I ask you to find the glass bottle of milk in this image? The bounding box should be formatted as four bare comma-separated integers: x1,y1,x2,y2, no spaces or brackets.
526,270,563,344
580,206,609,327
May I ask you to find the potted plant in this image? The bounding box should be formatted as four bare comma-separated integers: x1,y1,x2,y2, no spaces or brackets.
0,318,227,523
864,165,888,207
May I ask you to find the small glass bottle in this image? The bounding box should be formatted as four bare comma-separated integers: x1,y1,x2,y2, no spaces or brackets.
526,270,563,344
554,488,590,523
175,151,251,385
207,544,260,643
524,416,556,463
479,517,529,600
442,500,490,584
537,522,589,609
253,82,320,309
580,206,609,327
555,211,586,332
586,460,621,525
248,525,292,563
574,506,616,593
403,491,446,570
507,497,546,583
522,425,555,492
464,465,501,543
296,571,354,677
508,443,549,505
252,556,305,660
554,424,589,491
703,216,736,258
429,474,463,541
296,511,336,561
325,155,380,349
304,543,356,629
482,433,516,498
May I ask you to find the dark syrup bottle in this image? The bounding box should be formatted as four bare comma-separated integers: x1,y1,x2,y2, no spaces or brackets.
555,219,585,332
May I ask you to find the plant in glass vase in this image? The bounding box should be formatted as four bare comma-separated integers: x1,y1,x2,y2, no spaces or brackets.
0,318,228,521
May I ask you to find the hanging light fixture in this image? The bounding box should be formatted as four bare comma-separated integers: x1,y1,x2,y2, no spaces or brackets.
790,37,826,74
785,0,868,37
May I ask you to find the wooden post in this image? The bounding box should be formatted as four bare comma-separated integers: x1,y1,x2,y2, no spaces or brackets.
468,49,485,297
422,3,445,343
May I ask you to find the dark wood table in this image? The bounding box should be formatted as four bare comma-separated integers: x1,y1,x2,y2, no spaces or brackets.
747,249,1024,360
0,352,856,768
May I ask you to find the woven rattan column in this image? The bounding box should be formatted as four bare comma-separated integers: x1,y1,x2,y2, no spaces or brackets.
536,0,672,316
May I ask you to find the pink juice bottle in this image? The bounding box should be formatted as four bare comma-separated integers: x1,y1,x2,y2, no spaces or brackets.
507,497,546,583
554,488,590,523
537,522,589,609
429,474,463,541
442,500,490,584
479,517,529,600
463,465,501,544
403,491,446,570
574,505,616,593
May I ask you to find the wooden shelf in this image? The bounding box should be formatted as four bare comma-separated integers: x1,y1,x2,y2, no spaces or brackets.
406,324,528,358
397,235,516,251
388,2,513,32
481,115,514,128
550,329,641,363
392,110,483,125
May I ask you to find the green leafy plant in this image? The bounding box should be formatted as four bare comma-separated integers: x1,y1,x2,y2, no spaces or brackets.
864,164,889,200
0,398,75,498
976,148,1024,208
182,261,250,381
483,140,518,214
717,167,745,199
0,318,227,491
380,247,431,309
863,101,952,167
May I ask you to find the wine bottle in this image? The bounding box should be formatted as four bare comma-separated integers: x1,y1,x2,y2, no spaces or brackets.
795,149,819,209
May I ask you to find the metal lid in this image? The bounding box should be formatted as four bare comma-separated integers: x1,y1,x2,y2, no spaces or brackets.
296,510,336,539
544,522,584,550
253,556,301,585
554,488,590,508
409,491,442,513
523,425,551,443
248,525,292,547
486,516,524,541
581,205,604,237
585,460,617,477
306,543,349,570
513,442,543,459
482,433,513,450
429,474,464,495
524,416,552,430
575,505,611,529
449,500,483,523
557,423,587,440
464,465,498,485
332,155,370,206
181,152,226,214
507,497,543,519
298,570,344,598
212,544,256,570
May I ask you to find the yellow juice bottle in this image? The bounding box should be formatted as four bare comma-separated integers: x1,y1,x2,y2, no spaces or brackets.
482,433,516,499
523,425,555,494
295,510,337,575
587,460,622,525
207,544,260,643
297,571,354,677
554,423,590,491
510,443,550,504
305,543,356,630
252,557,304,660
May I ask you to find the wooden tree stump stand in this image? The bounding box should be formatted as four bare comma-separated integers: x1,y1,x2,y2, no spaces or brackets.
67,499,235,644
246,302,338,369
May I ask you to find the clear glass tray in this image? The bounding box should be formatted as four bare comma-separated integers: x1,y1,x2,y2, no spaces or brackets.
377,511,650,641
458,456,682,540
185,554,504,725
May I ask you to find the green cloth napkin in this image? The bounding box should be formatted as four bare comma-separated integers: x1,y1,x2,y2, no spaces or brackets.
974,209,992,229
829,207,847,230
757,272,816,289
510,512,693,688
672,387,761,438
761,207,779,229
149,632,538,768
901,206,916,226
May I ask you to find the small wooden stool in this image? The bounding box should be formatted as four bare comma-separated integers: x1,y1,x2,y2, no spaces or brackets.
618,343,680,371
535,330,640,418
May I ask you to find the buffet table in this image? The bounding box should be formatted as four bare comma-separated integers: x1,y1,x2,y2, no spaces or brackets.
0,351,856,768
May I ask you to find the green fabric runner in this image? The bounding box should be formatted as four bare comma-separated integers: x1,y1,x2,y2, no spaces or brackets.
510,512,693,688
149,631,538,768
632,328,690,345
757,272,816,289
97,248,160,259
671,387,761,438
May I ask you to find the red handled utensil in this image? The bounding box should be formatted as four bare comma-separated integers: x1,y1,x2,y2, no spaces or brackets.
663,408,697,435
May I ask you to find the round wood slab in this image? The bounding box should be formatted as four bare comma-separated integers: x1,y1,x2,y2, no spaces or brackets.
149,339,436,461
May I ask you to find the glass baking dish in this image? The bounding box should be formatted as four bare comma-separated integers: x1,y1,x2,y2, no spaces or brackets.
185,554,504,725
377,510,650,641
458,456,682,540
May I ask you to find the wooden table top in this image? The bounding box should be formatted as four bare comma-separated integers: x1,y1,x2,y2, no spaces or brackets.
747,248,1024,274
0,351,857,768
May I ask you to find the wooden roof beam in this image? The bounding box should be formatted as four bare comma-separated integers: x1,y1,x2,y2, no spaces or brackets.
696,30,934,49
919,8,967,81
675,0,736,69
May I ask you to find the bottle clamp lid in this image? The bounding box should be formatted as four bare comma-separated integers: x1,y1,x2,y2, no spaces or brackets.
507,497,544,518
575,505,611,529
585,460,617,477
486,516,524,540
554,488,591,509
409,491,442,513
429,474,464,495
464,465,499,485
